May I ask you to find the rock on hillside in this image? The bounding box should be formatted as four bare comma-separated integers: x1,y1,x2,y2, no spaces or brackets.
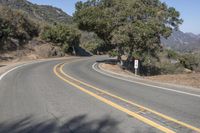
0,0,72,23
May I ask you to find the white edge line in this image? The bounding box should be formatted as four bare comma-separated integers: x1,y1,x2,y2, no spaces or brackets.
0,61,44,81
92,63,200,98
0,57,77,81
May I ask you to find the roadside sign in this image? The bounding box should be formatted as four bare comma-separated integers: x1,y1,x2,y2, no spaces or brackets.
134,60,139,69
134,60,139,76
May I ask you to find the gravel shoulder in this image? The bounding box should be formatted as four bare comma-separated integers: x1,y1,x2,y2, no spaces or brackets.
145,73,200,89
100,63,200,89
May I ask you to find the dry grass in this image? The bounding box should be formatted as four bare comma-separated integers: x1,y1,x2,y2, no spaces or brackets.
146,73,200,89
101,63,200,89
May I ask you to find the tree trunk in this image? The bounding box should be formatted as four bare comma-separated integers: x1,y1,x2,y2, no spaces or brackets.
127,47,134,62
125,46,134,71
117,46,123,66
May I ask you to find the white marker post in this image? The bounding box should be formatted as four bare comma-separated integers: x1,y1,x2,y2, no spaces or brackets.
134,59,139,76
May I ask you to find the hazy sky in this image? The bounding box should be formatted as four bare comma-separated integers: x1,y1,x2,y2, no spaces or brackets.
28,0,200,34
161,0,200,35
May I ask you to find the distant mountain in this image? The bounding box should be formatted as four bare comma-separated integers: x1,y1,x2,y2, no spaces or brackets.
198,34,200,39
0,0,72,23
161,30,200,52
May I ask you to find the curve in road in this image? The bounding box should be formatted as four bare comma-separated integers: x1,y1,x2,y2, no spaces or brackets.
60,56,200,132
0,56,200,133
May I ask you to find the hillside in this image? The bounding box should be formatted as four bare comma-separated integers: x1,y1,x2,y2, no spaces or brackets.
0,0,72,23
161,30,200,52
0,4,72,61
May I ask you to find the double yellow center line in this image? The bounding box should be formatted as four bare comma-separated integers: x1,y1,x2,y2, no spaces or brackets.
53,62,200,133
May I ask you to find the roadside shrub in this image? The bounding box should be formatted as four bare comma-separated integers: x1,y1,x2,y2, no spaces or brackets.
40,24,81,53
80,32,103,54
62,43,69,53
122,50,200,76
139,64,161,76
0,6,39,50
82,42,99,53
179,53,200,72
108,49,118,57
166,49,179,59
159,62,184,74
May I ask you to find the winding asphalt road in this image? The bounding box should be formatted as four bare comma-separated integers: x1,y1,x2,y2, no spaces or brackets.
0,56,200,133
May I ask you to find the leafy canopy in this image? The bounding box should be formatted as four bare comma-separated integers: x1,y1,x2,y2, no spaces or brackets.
40,24,81,52
74,0,183,60
0,6,39,50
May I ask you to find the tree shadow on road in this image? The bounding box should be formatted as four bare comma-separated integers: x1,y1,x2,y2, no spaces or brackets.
0,115,120,133
96,59,118,65
0,65,6,67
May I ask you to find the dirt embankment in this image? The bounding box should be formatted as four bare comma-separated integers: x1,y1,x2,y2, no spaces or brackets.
0,38,69,74
0,38,65,62
145,74,200,89
101,63,200,89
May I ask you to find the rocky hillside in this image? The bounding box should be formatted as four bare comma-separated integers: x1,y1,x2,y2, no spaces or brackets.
161,30,200,52
0,0,71,23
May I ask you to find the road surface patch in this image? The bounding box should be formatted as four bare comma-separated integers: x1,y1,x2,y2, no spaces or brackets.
93,63,200,98
54,60,200,132
63,62,200,132
54,63,179,133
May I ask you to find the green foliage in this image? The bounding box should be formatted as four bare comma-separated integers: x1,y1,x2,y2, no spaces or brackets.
139,56,185,76
140,52,200,75
80,32,103,54
166,49,179,59
108,49,118,57
40,24,81,53
179,53,200,71
0,6,39,50
74,0,183,60
81,42,98,54
62,43,69,53
74,0,184,75
159,62,184,74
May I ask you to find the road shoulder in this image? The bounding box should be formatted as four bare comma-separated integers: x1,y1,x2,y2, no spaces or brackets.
97,63,200,93
0,56,76,76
